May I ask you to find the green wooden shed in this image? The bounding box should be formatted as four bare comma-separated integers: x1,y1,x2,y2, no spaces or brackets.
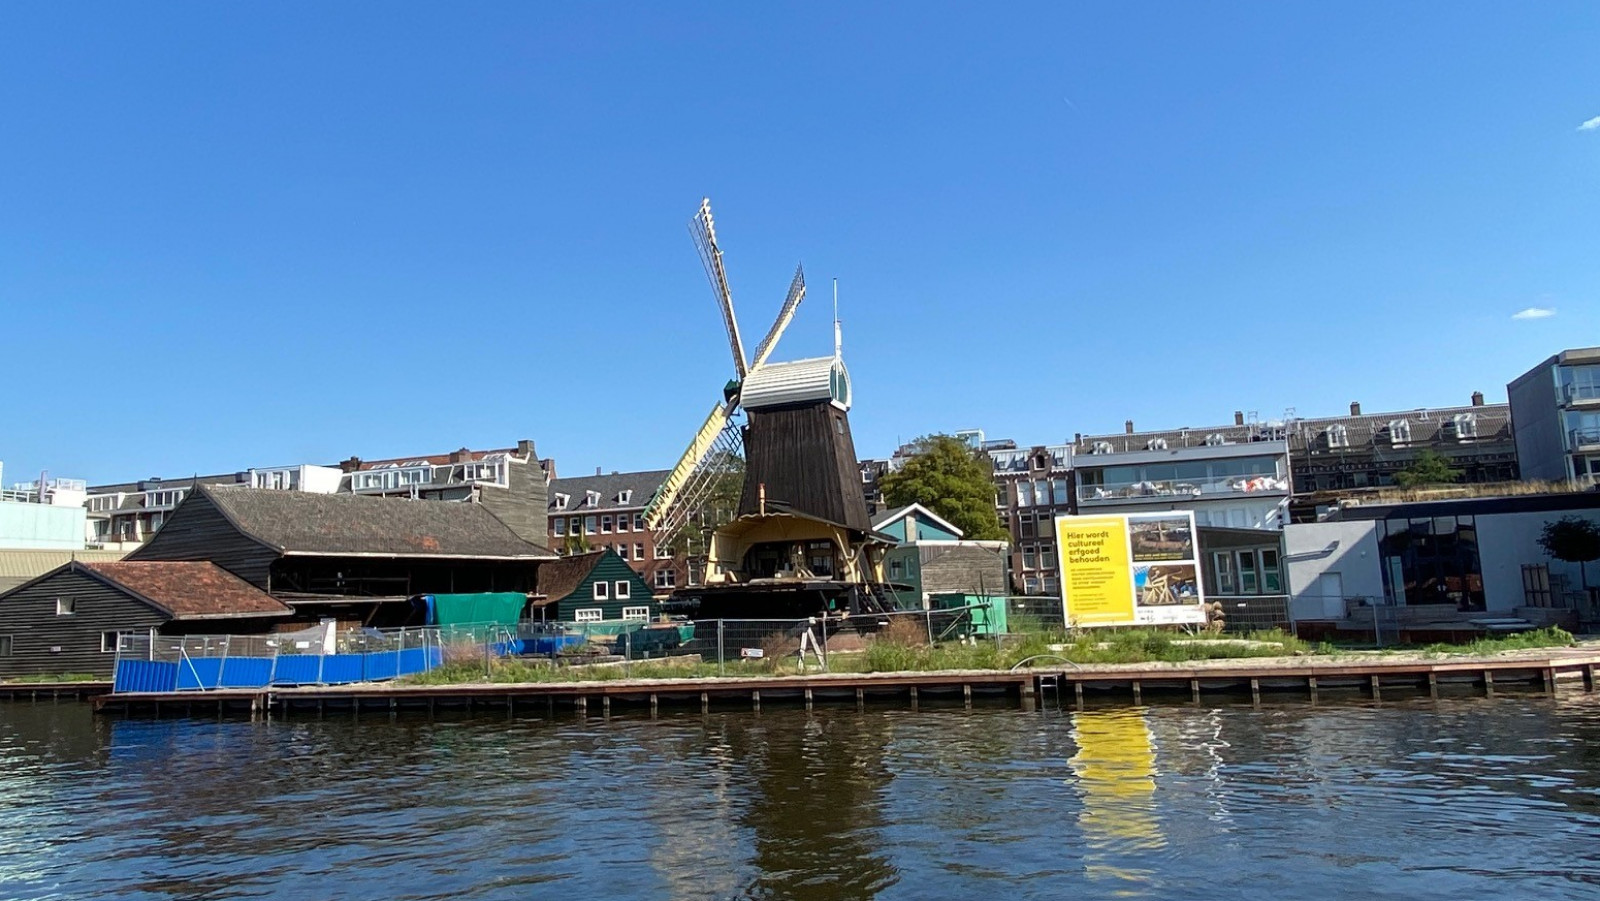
534,549,655,623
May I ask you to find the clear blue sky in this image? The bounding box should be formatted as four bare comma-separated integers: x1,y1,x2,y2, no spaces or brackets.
3,3,1597,485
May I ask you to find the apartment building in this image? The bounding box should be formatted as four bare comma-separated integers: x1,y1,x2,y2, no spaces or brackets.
546,469,688,596
1508,347,1600,488
82,439,551,549
987,442,1072,596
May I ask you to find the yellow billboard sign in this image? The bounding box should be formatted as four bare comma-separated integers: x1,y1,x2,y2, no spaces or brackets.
1056,512,1206,628
1057,516,1136,625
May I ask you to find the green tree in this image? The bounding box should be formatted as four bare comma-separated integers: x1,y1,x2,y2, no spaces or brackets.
1393,450,1461,488
562,531,590,555
1537,515,1600,602
879,434,1008,541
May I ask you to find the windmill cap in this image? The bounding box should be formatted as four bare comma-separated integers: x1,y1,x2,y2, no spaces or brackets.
741,356,851,411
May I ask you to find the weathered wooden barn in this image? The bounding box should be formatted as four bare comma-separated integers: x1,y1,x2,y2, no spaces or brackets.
124,485,556,626
0,560,292,679
533,549,654,622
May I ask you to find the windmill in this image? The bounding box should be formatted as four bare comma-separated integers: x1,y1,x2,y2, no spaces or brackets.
642,198,807,554
645,199,884,616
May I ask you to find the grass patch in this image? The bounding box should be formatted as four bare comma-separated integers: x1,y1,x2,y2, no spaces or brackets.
1,673,103,684
1417,626,1576,657
395,623,1574,686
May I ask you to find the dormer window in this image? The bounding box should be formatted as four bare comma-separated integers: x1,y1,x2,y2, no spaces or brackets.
1146,438,1168,451
585,490,601,507
1452,413,1478,439
1091,442,1114,455
1326,425,1349,449
553,493,570,511
1387,420,1412,445
617,489,633,505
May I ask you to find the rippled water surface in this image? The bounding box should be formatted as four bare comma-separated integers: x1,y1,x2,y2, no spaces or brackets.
4,694,1600,900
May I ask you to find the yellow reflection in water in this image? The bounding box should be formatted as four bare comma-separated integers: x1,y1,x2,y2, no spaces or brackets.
1070,708,1164,885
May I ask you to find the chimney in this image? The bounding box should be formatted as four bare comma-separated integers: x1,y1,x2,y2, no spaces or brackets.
1350,401,1362,417
340,456,363,473
1073,432,1082,444
595,466,602,476
449,447,472,464
1471,391,1484,407
516,439,536,458
1124,419,1134,434
1233,410,1245,426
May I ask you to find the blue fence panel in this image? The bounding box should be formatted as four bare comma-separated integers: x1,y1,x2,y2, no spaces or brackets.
114,659,180,693
217,657,274,688
176,658,223,691
397,647,430,676
363,651,398,681
320,654,364,685
271,655,322,685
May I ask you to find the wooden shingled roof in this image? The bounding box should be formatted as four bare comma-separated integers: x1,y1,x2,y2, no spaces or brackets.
199,485,554,559
79,561,293,619
534,551,606,602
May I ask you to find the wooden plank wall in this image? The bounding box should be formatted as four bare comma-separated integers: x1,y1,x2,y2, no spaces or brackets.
555,554,653,621
740,403,872,531
125,492,277,588
0,568,166,679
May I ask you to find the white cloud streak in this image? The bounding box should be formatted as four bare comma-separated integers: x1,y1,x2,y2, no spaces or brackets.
1580,116,1600,132
1511,307,1557,320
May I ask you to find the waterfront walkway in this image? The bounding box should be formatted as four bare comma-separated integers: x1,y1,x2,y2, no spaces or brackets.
88,646,1600,717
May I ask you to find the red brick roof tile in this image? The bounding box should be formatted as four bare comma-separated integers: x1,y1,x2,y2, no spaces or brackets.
81,561,293,620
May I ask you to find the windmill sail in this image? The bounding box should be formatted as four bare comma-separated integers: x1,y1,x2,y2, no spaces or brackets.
748,264,805,371
689,199,748,378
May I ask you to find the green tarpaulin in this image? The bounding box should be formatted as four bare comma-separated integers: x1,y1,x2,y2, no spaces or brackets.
429,592,527,628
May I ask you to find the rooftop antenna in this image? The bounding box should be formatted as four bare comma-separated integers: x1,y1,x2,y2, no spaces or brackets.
833,278,841,357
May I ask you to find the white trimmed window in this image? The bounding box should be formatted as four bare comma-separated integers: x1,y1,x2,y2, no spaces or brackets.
633,513,644,531
56,597,75,616
553,493,570,511
622,605,649,621
101,631,119,653
655,568,676,589
584,516,597,535
601,514,613,533
593,581,610,600
553,518,566,536
574,608,603,623
585,490,601,507
634,543,645,561
654,544,672,560
615,581,631,600
618,489,633,505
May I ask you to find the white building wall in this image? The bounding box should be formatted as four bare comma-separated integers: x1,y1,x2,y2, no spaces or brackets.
1284,521,1383,621
299,465,344,494
0,501,86,550
1476,509,1600,612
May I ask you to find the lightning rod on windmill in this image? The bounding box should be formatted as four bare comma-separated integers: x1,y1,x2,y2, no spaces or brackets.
833,278,841,358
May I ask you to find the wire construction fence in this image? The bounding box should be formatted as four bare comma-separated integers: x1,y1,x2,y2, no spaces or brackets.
110,595,1302,693
112,625,444,693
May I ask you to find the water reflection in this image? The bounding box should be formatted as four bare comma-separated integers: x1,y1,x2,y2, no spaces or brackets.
2,696,1600,900
1070,709,1163,888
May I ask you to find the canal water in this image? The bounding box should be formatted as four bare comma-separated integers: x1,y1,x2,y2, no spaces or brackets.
3,694,1600,900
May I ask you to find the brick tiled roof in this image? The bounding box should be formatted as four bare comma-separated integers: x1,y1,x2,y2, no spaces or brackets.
81,561,293,619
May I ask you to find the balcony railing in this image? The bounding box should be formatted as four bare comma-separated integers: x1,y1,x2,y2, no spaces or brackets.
1078,474,1290,503
1570,427,1600,450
